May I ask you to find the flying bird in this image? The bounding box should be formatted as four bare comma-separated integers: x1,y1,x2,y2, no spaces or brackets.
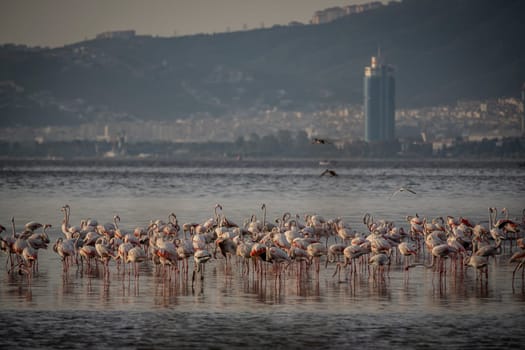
390,186,417,199
320,169,338,177
311,138,331,144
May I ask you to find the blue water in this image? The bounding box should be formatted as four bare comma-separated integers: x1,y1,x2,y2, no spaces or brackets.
0,159,524,349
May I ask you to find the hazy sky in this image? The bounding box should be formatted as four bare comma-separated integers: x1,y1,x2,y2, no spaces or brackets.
0,0,376,47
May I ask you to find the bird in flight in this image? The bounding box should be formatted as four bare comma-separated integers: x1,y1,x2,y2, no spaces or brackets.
390,186,417,199
320,169,338,177
311,138,331,144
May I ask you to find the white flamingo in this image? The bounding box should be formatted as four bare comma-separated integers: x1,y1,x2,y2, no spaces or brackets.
398,242,417,270
54,237,77,272
306,242,327,275
95,236,113,278
78,244,97,273
126,246,147,277
192,249,212,288
369,253,390,280
464,254,489,281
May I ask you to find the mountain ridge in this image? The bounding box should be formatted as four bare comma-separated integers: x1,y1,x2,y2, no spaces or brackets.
0,0,524,127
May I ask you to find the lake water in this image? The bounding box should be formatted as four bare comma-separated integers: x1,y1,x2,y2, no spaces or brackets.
0,158,524,349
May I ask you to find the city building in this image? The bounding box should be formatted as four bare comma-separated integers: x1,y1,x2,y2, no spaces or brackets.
521,82,525,136
311,7,346,24
363,55,396,142
96,30,136,40
310,2,383,24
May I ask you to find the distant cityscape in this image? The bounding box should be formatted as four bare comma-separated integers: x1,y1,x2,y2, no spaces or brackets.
0,46,523,159
311,1,384,25
1,91,523,159
0,0,523,159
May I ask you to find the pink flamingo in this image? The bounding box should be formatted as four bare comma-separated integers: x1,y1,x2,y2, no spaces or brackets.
126,246,147,278
509,250,525,289
369,253,390,281
78,244,97,273
307,242,327,276
425,243,455,278
464,254,489,282
398,242,417,270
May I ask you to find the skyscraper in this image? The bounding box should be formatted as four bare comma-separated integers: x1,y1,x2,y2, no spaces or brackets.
363,55,396,142
521,82,525,137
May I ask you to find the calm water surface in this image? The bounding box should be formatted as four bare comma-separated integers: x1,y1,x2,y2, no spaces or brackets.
0,159,524,349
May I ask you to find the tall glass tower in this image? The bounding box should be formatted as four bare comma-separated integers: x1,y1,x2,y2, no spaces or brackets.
364,56,396,142
521,83,525,136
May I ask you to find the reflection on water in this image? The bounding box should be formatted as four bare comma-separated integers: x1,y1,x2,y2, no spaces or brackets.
0,250,524,348
0,159,524,348
2,249,523,311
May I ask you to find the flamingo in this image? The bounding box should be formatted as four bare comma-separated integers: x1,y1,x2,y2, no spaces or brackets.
271,228,291,251
424,216,446,234
250,242,268,274
12,230,30,261
235,237,253,275
425,243,455,277
509,250,525,288
21,243,38,276
517,238,525,251
406,214,425,247
266,245,291,278
83,231,101,246
474,236,503,263
78,244,97,273
326,243,347,267
192,228,207,252
260,203,268,232
284,220,302,246
61,205,81,239
369,253,390,280
126,246,148,277
155,237,179,278
332,219,353,245
287,244,309,277
0,223,6,247
215,236,237,264
192,249,212,287
27,224,51,250
95,236,113,277
53,237,77,272
22,225,51,273
24,221,43,232
307,214,330,246
115,241,134,273
165,213,180,238
464,254,489,281
175,237,194,274
1,218,18,270
332,244,368,281
499,208,519,250
306,242,327,275
398,242,417,270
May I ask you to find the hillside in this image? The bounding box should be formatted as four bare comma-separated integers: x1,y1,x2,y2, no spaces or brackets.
0,0,524,127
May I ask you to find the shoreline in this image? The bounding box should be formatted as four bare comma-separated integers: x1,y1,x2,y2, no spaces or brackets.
1,156,524,168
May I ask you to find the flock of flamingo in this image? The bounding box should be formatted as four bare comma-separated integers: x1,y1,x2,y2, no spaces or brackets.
1,203,524,291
